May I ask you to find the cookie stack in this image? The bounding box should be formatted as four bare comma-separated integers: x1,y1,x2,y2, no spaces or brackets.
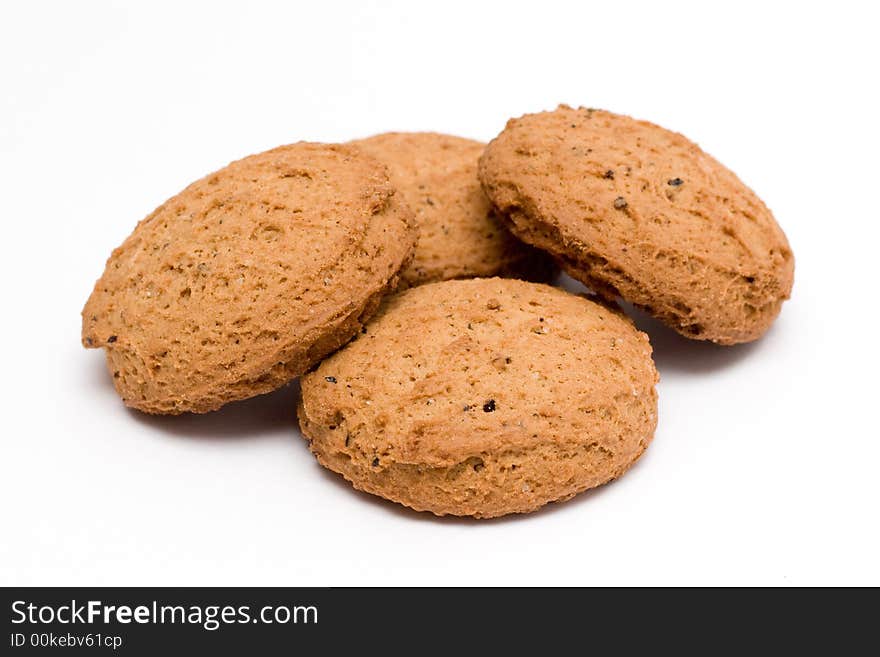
82,106,794,518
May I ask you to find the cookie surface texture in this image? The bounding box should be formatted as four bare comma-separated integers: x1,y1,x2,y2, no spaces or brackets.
350,132,554,287
298,278,659,518
478,106,794,344
82,142,416,414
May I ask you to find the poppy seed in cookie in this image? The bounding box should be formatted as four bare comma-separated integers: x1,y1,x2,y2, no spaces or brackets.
668,177,684,186
324,376,337,383
107,335,117,343
603,170,615,179
483,399,496,413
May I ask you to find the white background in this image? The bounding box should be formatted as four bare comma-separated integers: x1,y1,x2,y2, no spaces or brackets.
2,1,878,586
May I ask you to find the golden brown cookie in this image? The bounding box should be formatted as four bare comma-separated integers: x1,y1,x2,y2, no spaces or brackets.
479,106,794,344
82,143,416,414
298,278,658,518
350,132,554,287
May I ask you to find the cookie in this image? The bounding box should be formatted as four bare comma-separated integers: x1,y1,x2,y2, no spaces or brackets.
350,132,555,287
478,106,794,344
82,142,416,414
298,277,658,518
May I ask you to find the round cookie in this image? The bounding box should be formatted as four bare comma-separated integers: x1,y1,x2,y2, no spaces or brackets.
298,278,659,518
350,132,555,288
478,106,794,345
82,143,416,414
